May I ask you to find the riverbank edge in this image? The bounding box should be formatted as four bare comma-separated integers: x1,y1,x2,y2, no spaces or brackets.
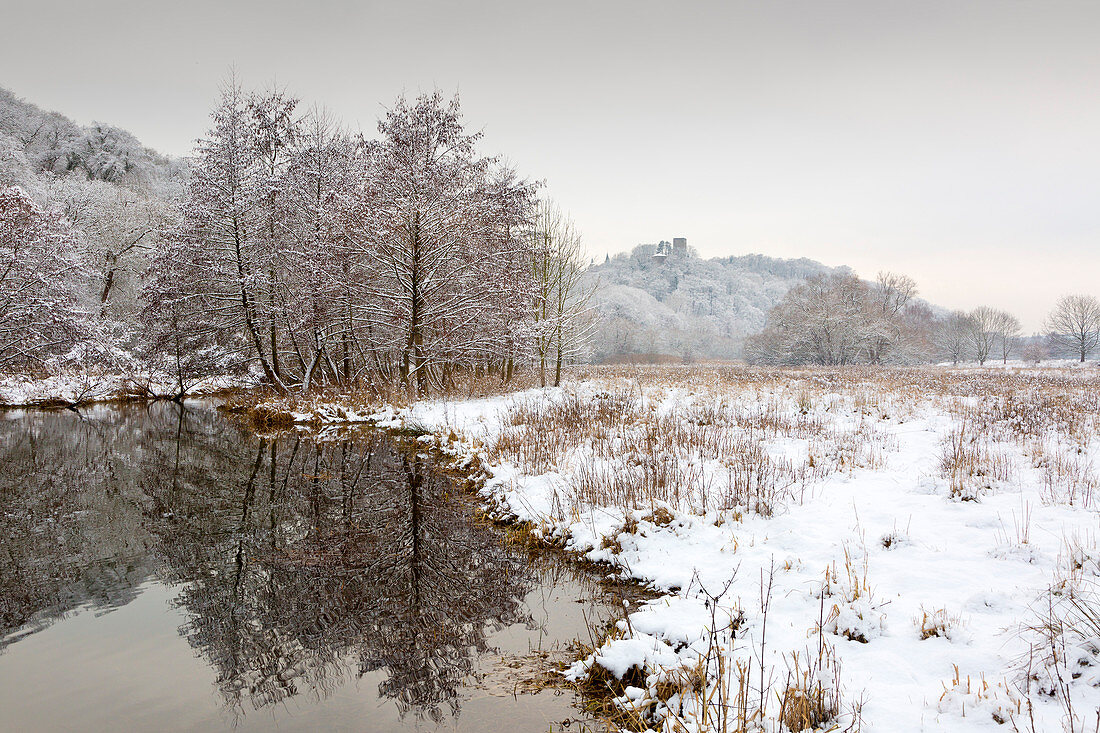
0,373,256,410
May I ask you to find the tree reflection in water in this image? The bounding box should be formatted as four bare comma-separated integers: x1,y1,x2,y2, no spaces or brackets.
0,402,538,723
0,405,157,647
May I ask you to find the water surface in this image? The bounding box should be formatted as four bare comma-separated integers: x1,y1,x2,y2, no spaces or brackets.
0,402,611,732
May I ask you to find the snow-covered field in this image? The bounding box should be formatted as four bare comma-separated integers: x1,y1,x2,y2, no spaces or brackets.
347,365,1100,732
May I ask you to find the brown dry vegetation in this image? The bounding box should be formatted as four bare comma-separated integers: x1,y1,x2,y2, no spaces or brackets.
491,364,1100,517
483,364,1100,731
488,378,890,520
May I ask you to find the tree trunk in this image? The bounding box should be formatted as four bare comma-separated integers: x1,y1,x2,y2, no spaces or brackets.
269,270,280,382
403,210,428,398
100,252,117,306
232,215,282,391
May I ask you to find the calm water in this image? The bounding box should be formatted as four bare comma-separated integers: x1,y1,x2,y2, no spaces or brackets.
0,402,611,732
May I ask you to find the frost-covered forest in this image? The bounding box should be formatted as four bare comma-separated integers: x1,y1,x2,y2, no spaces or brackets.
0,82,591,400
0,87,185,371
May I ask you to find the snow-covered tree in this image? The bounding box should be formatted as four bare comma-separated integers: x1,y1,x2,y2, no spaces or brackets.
141,230,247,399
1045,294,1100,363
746,272,925,365
347,91,537,395
147,82,540,396
0,185,88,371
78,123,153,184
244,89,300,384
865,271,919,363
158,77,286,388
38,176,170,318
277,107,361,389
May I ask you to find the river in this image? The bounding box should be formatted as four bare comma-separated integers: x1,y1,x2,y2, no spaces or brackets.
0,401,613,732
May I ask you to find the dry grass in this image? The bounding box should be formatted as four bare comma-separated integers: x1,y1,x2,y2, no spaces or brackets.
1035,446,1098,509
489,373,894,520
939,425,1016,501
777,648,845,732
917,607,964,641
537,363,1100,513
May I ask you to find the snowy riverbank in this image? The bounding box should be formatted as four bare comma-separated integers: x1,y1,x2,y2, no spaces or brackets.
0,373,249,407
309,365,1099,733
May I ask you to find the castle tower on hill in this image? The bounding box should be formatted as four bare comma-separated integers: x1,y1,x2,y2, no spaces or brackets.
651,237,687,262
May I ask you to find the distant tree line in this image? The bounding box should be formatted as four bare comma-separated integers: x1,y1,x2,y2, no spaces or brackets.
746,271,1100,366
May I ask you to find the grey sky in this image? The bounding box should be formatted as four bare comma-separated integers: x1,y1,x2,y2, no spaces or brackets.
3,0,1098,331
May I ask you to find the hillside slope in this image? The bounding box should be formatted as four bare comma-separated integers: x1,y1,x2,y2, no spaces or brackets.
0,87,185,322
586,245,845,361
0,86,184,192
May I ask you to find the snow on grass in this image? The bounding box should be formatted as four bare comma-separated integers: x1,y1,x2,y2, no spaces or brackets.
0,372,253,407
286,365,1100,731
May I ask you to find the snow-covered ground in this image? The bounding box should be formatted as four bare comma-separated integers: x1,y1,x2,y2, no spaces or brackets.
195,365,1100,730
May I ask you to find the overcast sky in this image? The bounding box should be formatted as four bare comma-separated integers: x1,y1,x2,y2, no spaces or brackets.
3,0,1097,330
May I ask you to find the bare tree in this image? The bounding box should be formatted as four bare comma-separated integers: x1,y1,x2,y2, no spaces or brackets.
966,306,1001,366
530,200,596,386
991,310,1021,364
933,311,974,366
1045,294,1100,363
